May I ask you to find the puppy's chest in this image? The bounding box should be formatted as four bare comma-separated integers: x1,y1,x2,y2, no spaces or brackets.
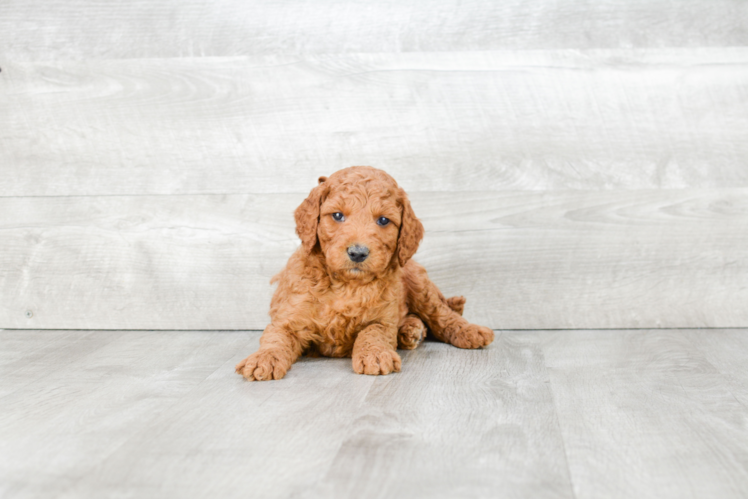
320,293,373,333
315,287,393,353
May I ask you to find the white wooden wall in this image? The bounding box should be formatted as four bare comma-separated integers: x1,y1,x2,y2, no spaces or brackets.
2,1,747,330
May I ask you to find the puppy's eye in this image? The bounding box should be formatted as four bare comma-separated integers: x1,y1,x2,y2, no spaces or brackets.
332,212,345,222
376,217,390,226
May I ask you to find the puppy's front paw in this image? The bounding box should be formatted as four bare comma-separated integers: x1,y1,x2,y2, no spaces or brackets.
235,349,292,381
352,347,402,376
450,323,494,349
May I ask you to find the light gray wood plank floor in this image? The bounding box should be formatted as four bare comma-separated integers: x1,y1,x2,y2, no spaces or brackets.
1,329,747,498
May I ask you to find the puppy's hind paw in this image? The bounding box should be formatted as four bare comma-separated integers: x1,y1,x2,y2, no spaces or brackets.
446,295,466,316
398,316,426,350
450,323,494,349
235,349,292,381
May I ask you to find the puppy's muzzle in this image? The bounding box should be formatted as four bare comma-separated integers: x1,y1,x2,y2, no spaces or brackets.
347,245,369,263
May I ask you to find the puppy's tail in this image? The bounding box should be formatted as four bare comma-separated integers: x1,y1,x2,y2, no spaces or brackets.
444,295,466,316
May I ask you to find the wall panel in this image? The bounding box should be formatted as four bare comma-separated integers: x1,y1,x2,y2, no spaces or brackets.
2,50,748,197
2,0,747,61
2,190,746,330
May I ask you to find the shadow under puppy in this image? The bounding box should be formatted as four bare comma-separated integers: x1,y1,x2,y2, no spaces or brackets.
236,166,494,380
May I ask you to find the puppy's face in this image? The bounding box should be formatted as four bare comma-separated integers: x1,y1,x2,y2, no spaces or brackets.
317,184,402,279
294,167,424,280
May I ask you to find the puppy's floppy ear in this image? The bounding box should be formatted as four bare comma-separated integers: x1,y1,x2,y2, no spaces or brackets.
397,188,425,266
295,178,328,255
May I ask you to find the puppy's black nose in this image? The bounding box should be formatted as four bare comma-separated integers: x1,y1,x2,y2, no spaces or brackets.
347,245,369,263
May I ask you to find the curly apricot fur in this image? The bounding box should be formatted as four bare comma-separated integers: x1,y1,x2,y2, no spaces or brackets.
235,166,494,381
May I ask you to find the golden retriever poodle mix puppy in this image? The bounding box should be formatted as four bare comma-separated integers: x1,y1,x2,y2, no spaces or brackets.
236,166,494,380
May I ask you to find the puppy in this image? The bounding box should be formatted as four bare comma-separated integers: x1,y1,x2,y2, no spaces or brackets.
236,166,493,380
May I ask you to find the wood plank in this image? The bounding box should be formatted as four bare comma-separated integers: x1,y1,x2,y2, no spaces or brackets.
308,332,573,498
0,329,71,371
59,333,377,498
0,193,292,330
0,330,120,398
422,189,748,329
2,331,571,497
2,189,747,330
3,329,748,497
2,0,747,61
3,49,748,196
684,329,748,408
0,330,257,497
541,329,748,498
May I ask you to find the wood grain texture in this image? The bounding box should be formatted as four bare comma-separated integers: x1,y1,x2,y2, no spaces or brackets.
2,0,747,61
0,330,574,498
684,329,748,409
308,333,573,498
541,329,748,498
3,49,748,196
2,189,747,330
3,329,748,497
0,330,109,398
0,330,257,497
60,332,378,498
0,194,290,330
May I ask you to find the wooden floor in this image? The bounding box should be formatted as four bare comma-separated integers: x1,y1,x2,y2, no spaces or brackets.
2,329,747,498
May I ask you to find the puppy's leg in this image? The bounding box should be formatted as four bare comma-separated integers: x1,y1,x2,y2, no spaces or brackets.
404,261,494,349
352,324,402,375
397,298,466,349
398,314,426,350
235,325,304,381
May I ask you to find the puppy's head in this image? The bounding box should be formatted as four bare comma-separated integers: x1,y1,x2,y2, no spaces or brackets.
294,166,424,279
